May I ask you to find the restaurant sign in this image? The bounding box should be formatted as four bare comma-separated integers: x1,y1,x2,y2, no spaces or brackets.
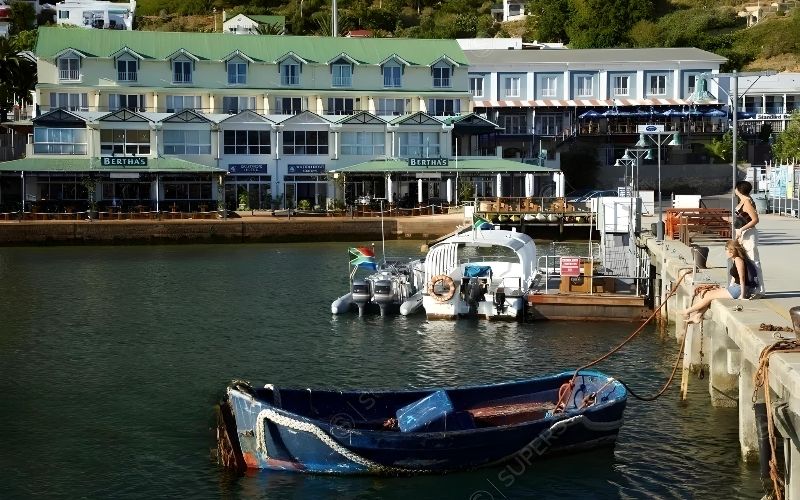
755,113,791,120
288,164,326,174
408,158,449,167
229,163,268,174
101,156,148,167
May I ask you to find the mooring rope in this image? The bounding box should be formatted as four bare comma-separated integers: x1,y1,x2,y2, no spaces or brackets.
555,268,693,411
753,339,800,500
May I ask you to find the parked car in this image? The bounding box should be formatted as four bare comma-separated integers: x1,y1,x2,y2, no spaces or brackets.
567,190,619,203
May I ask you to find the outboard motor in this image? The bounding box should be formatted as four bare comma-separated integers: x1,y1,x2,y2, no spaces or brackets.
494,287,507,314
372,280,394,317
351,280,371,317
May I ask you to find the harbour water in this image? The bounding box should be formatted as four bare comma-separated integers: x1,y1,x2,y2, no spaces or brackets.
0,242,764,499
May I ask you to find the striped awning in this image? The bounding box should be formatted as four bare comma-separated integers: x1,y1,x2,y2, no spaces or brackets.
472,98,718,108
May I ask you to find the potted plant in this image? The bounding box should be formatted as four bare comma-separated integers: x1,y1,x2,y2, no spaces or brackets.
237,190,249,211
297,199,311,212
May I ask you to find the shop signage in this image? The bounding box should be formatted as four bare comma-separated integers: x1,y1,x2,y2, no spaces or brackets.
229,163,268,174
110,173,140,179
637,124,664,133
560,256,581,277
415,173,441,179
101,156,148,167
755,113,790,120
288,164,326,174
408,158,448,167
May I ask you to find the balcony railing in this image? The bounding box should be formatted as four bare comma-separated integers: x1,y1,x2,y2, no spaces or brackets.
433,78,451,88
332,76,352,87
613,87,629,95
576,89,592,97
649,88,666,95
59,70,80,81
281,76,299,86
499,126,529,135
541,90,557,97
173,73,192,84
118,71,137,82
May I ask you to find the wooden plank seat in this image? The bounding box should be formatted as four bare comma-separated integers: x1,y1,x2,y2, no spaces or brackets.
467,401,556,427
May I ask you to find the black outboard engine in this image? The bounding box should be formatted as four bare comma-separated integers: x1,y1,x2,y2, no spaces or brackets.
494,287,506,314
372,279,394,317
351,280,371,317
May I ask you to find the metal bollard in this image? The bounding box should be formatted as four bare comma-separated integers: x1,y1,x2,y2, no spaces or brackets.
791,306,800,332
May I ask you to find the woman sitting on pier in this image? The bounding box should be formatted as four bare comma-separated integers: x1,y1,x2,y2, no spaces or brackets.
679,240,759,324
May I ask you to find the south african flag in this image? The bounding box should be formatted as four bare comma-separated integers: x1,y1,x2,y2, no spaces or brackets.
473,214,493,230
349,247,377,270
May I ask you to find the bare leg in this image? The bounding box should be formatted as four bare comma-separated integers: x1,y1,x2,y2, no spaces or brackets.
679,288,733,323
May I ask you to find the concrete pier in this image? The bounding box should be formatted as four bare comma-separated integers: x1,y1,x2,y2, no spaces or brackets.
647,214,800,497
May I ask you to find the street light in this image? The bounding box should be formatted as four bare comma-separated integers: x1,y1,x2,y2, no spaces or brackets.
614,148,652,197
635,128,682,241
689,70,776,236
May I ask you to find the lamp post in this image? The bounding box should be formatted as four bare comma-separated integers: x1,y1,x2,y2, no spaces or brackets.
614,148,652,197
635,128,682,241
690,70,776,236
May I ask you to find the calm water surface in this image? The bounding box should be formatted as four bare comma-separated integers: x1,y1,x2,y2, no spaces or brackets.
0,242,763,499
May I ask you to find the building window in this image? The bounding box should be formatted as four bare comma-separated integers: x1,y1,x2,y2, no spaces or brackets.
341,131,385,155
58,57,80,81
470,77,484,98
165,95,201,113
398,132,439,157
327,97,355,115
51,92,88,111
173,60,192,83
504,76,521,98
383,65,401,88
427,98,460,116
687,75,696,96
117,59,137,82
577,76,593,97
282,130,329,155
433,66,451,88
332,64,352,87
227,62,247,85
163,130,211,154
109,94,145,112
499,114,527,134
613,76,629,96
281,63,300,86
536,114,560,135
33,127,88,154
275,97,304,114
377,98,405,115
58,10,69,19
162,178,212,200
222,96,256,114
542,76,557,97
649,75,666,95
223,130,271,155
100,129,151,155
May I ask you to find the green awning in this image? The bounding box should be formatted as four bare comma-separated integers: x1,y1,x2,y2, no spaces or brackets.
0,156,226,173
330,159,557,174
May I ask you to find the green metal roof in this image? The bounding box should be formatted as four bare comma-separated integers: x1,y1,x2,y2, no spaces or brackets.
35,27,468,66
0,156,225,173
245,15,285,26
330,159,556,174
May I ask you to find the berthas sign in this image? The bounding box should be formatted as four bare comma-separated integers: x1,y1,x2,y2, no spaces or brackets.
560,256,582,277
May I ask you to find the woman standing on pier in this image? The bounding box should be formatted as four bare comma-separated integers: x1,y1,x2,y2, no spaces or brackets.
679,240,758,324
735,180,765,299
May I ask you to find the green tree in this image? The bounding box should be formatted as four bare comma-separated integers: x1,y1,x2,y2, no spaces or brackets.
253,22,285,34
629,20,659,48
0,36,37,122
772,111,800,163
706,130,745,163
566,0,652,48
527,0,569,43
9,1,36,35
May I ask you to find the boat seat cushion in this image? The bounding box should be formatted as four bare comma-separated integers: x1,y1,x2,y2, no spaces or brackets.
464,265,492,278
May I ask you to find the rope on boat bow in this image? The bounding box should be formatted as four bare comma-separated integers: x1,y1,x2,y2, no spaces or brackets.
554,269,694,412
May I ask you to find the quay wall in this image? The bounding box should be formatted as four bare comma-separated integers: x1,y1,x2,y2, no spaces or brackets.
0,215,466,245
646,224,800,498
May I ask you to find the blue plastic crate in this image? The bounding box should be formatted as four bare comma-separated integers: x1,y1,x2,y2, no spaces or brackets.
396,390,454,433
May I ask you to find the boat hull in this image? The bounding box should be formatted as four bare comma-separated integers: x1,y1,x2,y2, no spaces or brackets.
220,371,627,475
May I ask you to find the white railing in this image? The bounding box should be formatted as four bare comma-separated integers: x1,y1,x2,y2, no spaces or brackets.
332,76,352,87
434,78,451,88
577,88,592,97
118,72,137,82
59,70,80,81
650,88,665,95
613,87,628,95
281,76,299,86
542,89,557,97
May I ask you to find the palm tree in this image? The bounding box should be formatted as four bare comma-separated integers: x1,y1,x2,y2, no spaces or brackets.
0,37,37,122
253,22,285,35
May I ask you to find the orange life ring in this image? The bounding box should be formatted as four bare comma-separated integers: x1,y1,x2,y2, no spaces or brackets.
427,274,456,303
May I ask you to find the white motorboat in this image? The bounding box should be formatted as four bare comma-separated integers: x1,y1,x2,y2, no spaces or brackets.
331,256,425,317
422,228,537,320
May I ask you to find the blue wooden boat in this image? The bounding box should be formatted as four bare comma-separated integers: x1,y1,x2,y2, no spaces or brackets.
216,370,627,475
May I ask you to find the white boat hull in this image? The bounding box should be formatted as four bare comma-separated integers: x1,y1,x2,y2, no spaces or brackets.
423,294,525,320
399,292,424,316
331,293,354,314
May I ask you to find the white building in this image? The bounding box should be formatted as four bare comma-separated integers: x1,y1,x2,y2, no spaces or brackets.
490,0,527,22
222,13,286,35
55,0,135,30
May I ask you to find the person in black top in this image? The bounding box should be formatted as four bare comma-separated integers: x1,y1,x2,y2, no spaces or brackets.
678,240,758,324
735,180,765,298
